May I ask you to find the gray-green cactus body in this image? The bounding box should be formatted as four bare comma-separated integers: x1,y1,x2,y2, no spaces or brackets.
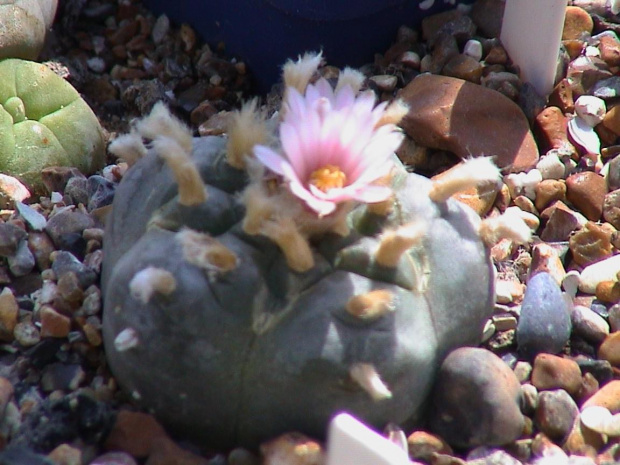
0,59,105,192
102,136,494,447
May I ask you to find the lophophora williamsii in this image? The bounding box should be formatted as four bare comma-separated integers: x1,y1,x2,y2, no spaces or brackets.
102,52,531,448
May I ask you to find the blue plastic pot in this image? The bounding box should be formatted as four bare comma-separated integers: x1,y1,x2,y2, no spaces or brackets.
146,0,474,92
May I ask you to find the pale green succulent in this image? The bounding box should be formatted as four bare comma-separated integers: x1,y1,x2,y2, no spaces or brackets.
0,0,58,60
0,59,105,193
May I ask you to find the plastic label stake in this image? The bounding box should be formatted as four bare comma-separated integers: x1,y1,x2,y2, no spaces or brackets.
326,413,410,465
500,0,568,96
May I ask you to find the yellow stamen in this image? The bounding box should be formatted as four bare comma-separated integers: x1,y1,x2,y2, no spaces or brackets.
309,165,346,192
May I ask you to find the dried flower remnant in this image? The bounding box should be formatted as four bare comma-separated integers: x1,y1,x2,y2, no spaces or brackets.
253,68,404,218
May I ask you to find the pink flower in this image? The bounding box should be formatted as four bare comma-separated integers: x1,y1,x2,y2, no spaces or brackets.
253,78,404,217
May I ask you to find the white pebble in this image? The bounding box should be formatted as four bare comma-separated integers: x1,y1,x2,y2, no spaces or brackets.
571,305,610,343
86,57,106,74
568,116,601,154
574,95,606,127
562,270,581,299
579,255,620,293
463,39,483,61
585,45,601,57
580,406,620,436
15,201,46,231
536,152,565,180
503,169,543,200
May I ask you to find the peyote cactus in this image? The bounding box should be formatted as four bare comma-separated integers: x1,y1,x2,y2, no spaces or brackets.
102,53,530,448
0,0,58,60
0,58,105,193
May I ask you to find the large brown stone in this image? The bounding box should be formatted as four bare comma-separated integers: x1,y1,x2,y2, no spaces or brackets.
399,74,538,172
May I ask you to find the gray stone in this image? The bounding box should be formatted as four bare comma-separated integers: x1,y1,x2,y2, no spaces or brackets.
591,76,620,99
0,223,27,257
516,272,572,359
534,389,579,441
7,240,35,277
52,251,97,289
610,303,620,332
571,305,610,344
45,209,95,248
429,347,524,448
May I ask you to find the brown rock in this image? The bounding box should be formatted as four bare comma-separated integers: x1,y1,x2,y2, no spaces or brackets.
581,379,620,412
535,106,576,154
27,232,55,271
563,39,586,60
578,372,599,403
603,189,620,229
540,201,587,242
0,378,13,418
260,432,324,465
470,0,505,38
595,280,620,303
599,35,620,67
443,54,483,84
598,331,620,367
562,6,594,40
569,221,614,266
530,243,566,286
39,306,71,339
0,289,18,342
531,354,583,397
485,44,508,65
421,9,463,41
147,438,209,465
399,74,538,172
535,179,566,211
602,105,620,136
407,431,452,461
548,79,575,114
427,34,459,74
47,444,82,465
566,171,607,221
564,416,605,455
105,410,168,458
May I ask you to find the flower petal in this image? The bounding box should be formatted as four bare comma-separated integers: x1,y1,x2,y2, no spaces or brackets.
253,145,289,176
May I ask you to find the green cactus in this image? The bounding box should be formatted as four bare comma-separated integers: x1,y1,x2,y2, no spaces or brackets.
0,58,105,193
102,56,530,448
0,0,58,60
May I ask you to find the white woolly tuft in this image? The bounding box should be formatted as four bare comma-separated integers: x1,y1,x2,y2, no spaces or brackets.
136,101,193,154
479,210,533,247
282,51,323,94
152,137,207,206
335,67,366,94
129,266,177,304
108,132,147,166
227,98,270,169
429,157,501,203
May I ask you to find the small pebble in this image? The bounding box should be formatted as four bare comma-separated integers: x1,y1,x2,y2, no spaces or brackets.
609,303,620,331
463,39,483,61
566,171,607,221
579,254,620,293
580,405,620,436
260,432,324,465
563,6,594,40
574,95,607,127
90,451,138,465
7,239,35,277
568,221,613,267
406,430,452,461
531,353,583,397
571,305,610,344
39,306,71,338
597,331,620,366
582,379,620,411
517,272,572,359
535,389,579,441
15,202,46,231
429,347,524,448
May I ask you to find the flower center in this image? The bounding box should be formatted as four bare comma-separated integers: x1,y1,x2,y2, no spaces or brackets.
309,164,347,192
